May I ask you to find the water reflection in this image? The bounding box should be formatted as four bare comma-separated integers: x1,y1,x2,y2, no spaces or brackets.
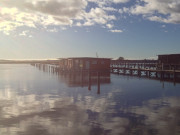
34,64,111,94
127,97,180,135
0,64,180,135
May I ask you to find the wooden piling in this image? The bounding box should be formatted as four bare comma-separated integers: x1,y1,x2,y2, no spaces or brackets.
97,72,100,94
88,71,91,90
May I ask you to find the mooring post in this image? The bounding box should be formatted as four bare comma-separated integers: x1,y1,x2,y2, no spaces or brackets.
161,71,164,79
97,72,100,94
88,70,91,91
167,72,170,79
122,68,124,75
138,69,141,76
149,71,151,78
156,71,158,78
173,69,176,82
130,69,132,75
117,68,120,75
81,69,84,87
145,71,148,77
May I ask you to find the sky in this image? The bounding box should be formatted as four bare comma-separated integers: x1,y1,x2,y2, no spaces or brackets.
0,0,180,60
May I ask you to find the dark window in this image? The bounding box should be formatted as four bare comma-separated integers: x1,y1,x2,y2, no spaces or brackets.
92,60,97,64
101,61,105,64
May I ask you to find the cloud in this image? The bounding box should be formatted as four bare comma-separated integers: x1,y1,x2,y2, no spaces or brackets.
0,0,122,35
126,0,180,24
113,0,129,4
110,29,123,33
0,0,86,35
0,0,87,18
76,22,82,26
106,24,114,29
19,30,30,36
47,28,58,33
0,7,60,35
26,0,87,17
88,0,130,6
83,7,116,25
29,35,33,38
161,25,166,28
1,0,179,35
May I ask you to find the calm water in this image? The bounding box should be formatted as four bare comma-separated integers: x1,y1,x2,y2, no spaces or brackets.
0,64,180,135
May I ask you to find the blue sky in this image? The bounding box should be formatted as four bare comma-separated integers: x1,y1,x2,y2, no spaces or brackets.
0,0,180,59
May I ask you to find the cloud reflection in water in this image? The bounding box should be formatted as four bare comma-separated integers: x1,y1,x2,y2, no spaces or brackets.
0,64,180,135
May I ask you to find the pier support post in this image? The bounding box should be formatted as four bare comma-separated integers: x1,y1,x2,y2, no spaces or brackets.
161,71,164,79
88,71,91,90
149,71,151,78
138,69,141,76
156,72,158,78
130,69,132,75
97,72,100,94
173,70,176,82
81,70,84,87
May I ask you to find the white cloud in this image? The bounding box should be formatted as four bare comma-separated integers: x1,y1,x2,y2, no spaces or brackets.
119,9,123,14
161,25,166,28
0,20,23,35
1,0,179,35
0,0,87,18
0,0,121,35
82,7,116,26
19,30,29,36
76,22,82,26
47,28,58,33
88,0,129,6
126,0,180,24
0,7,65,35
0,0,87,35
113,0,129,4
106,24,114,29
61,27,67,30
83,20,94,26
110,29,123,33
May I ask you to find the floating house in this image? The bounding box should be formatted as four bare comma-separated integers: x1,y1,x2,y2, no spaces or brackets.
158,54,180,70
59,57,111,71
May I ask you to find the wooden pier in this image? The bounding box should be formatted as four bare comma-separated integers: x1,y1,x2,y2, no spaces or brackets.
110,67,180,82
32,58,180,83
110,59,180,82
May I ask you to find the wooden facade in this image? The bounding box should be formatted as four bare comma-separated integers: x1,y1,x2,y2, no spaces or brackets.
158,54,180,70
59,57,111,71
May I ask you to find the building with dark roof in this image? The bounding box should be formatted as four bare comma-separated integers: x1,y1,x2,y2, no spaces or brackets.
158,54,180,70
59,57,111,71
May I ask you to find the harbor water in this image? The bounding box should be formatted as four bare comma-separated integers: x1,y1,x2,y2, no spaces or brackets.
0,64,180,135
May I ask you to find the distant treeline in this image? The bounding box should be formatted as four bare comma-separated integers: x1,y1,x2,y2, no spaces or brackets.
0,60,58,64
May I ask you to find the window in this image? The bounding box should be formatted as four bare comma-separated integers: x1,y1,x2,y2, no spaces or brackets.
101,61,105,64
92,60,97,64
